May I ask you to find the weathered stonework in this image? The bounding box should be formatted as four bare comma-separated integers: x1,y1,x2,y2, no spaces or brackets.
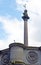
0,43,41,65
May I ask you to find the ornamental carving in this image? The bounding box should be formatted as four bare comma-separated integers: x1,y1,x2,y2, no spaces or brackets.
1,53,9,65
26,50,38,64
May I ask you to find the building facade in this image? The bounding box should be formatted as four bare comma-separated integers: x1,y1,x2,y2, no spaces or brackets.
0,43,41,65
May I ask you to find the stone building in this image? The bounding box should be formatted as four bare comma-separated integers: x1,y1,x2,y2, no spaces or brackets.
0,6,41,65
0,43,41,65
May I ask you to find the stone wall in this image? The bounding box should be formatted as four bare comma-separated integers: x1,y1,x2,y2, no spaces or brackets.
0,43,41,65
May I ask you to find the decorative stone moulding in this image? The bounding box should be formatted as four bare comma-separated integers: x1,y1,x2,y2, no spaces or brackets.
26,50,38,64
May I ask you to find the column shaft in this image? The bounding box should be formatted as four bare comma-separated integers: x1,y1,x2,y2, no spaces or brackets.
24,21,28,46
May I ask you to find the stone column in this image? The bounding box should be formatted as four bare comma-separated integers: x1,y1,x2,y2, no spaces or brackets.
22,9,29,46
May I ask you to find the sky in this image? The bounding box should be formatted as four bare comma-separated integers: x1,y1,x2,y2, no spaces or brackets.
0,0,41,50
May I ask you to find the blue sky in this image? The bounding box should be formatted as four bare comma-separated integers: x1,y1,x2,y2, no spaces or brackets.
0,0,41,50
0,0,19,18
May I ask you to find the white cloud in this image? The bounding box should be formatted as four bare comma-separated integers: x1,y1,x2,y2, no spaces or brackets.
16,0,41,15
16,0,41,47
0,0,41,50
0,16,24,50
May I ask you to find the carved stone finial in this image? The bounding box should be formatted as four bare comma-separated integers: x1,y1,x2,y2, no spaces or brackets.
14,40,15,43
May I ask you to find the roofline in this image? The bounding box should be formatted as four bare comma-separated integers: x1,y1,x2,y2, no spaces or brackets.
9,43,39,50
